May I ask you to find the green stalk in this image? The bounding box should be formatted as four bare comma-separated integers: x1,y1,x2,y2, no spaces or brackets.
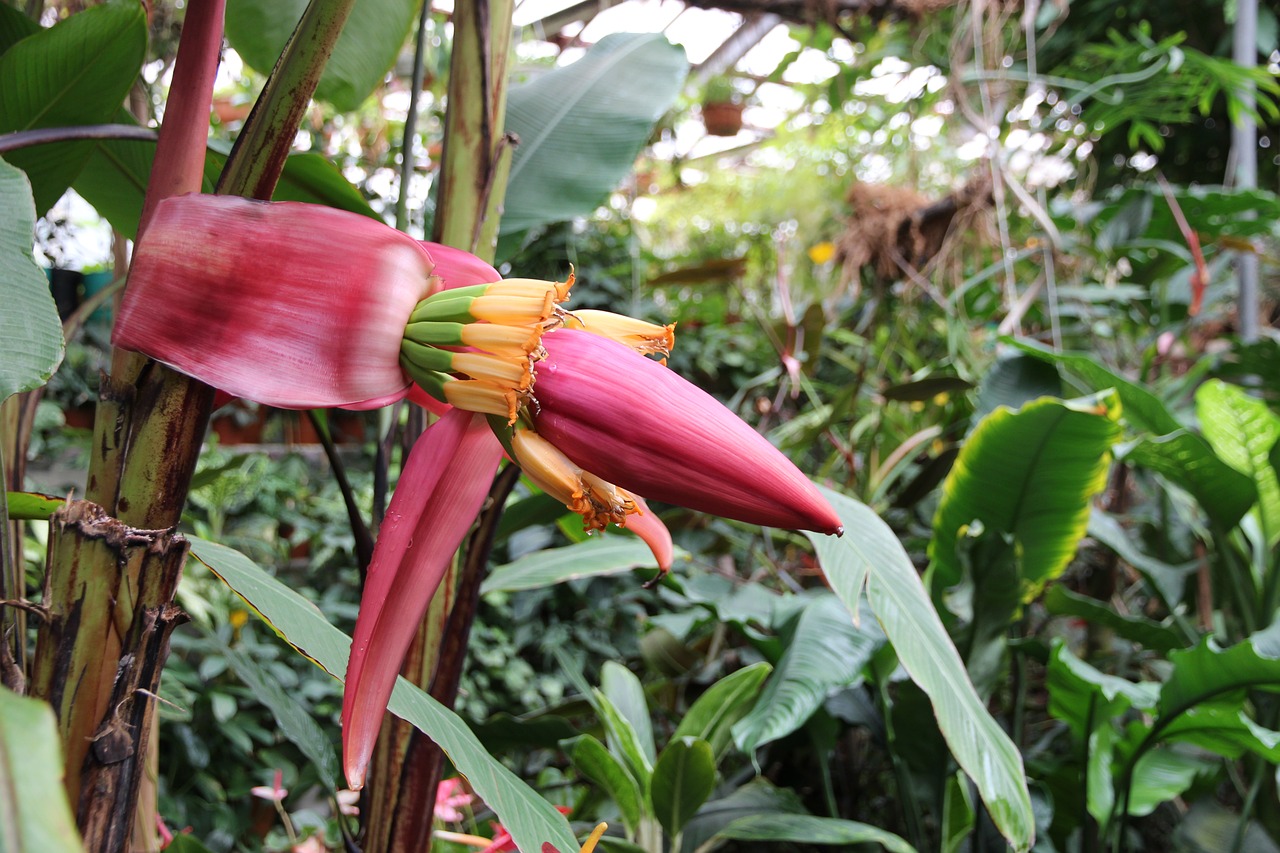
28,502,188,843
871,656,927,851
0,426,19,676
394,0,432,232
364,2,515,850
1231,755,1268,853
430,0,514,253
217,0,358,201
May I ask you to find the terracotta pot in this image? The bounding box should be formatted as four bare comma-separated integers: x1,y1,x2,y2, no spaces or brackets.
211,402,267,445
62,403,96,430
213,96,251,124
701,101,745,136
292,411,366,445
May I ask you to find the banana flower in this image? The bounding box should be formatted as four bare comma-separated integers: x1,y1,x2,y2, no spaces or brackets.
114,194,842,791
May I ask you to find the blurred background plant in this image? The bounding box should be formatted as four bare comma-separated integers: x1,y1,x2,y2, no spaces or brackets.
5,0,1280,851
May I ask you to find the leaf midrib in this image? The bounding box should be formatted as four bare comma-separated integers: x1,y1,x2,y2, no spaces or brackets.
10,20,137,131
507,35,654,187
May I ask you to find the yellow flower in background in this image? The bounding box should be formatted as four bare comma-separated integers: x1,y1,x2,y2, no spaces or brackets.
807,241,836,264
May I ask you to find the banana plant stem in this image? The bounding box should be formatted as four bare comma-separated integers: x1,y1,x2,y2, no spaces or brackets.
394,0,433,232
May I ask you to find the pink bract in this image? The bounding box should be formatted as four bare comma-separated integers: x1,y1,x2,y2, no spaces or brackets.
342,408,503,788
532,329,843,535
114,194,434,410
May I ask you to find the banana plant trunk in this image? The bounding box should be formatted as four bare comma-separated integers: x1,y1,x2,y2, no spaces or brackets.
361,1,516,850
21,1,357,848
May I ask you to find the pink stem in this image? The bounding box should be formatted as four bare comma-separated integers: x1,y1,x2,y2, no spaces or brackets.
137,0,226,239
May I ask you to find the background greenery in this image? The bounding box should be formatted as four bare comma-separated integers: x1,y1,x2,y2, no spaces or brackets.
5,0,1280,851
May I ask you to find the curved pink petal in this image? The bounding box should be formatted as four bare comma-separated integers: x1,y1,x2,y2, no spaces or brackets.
533,330,842,535
625,494,673,573
114,194,435,409
342,409,503,789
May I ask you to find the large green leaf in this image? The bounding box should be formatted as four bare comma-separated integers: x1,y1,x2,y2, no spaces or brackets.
592,687,653,793
224,0,422,112
941,772,976,853
1046,643,1159,735
716,814,916,853
1098,184,1280,243
973,351,1063,420
1009,339,1255,528
679,779,807,853
1049,627,1280,826
1217,337,1280,406
808,487,1035,851
1196,379,1280,546
0,158,63,402
731,593,882,753
1046,642,1154,824
1155,704,1280,762
1009,338,1179,434
946,523,1022,697
1158,623,1280,722
561,735,644,834
72,128,378,241
1124,748,1215,818
808,489,881,623
1044,585,1185,653
671,662,770,761
930,392,1121,600
0,690,83,853
2,491,63,520
650,738,716,838
187,539,578,853
0,5,39,56
482,536,663,594
1121,432,1256,531
0,1,146,213
601,661,655,766
499,33,688,244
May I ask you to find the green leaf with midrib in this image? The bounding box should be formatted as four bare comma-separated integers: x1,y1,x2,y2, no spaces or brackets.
188,538,578,853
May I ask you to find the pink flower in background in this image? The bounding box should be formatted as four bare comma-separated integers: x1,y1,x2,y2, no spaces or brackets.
434,776,476,823
335,789,360,817
250,768,288,803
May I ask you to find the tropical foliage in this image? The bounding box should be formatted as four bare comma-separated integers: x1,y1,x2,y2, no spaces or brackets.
2,1,1279,852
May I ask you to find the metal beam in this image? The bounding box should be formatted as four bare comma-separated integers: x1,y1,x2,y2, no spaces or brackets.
691,12,782,85
520,0,622,40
